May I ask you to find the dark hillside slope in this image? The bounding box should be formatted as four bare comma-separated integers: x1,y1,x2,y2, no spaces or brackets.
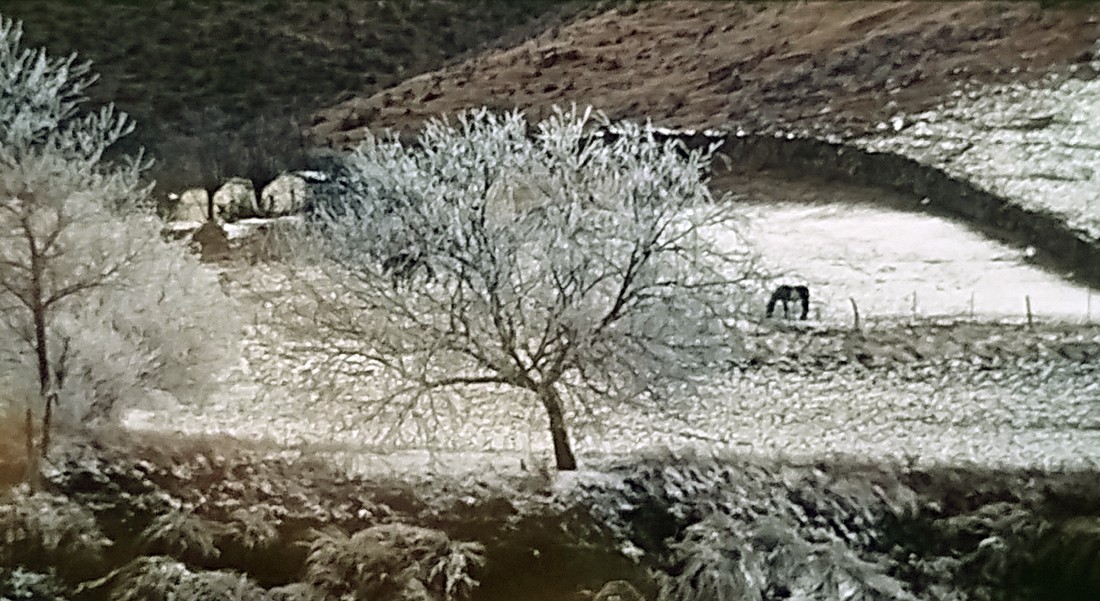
309,0,1100,144
0,0,593,190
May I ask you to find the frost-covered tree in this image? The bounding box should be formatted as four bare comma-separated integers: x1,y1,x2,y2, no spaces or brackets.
282,107,760,470
0,15,239,464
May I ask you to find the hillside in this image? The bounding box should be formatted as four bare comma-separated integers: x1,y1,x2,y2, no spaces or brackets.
309,0,1100,145
0,0,595,191
5,0,1098,192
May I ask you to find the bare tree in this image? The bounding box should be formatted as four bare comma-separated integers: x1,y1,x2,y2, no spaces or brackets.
278,107,760,470
0,16,239,470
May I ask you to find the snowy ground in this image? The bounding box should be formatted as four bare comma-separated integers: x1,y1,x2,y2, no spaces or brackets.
858,71,1100,240
125,356,1100,474
128,204,1100,474
739,201,1096,323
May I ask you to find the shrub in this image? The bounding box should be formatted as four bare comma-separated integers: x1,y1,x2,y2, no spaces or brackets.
0,567,69,601
139,507,224,562
0,487,112,571
101,556,268,601
305,523,485,601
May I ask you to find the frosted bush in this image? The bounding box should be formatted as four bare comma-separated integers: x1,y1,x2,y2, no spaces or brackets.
305,523,485,601
661,510,913,601
562,457,927,601
0,567,68,601
103,556,267,601
0,486,112,563
138,507,223,561
226,506,282,550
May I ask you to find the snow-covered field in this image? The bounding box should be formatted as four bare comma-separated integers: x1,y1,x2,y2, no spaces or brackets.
125,355,1100,474
740,201,1096,323
127,204,1100,473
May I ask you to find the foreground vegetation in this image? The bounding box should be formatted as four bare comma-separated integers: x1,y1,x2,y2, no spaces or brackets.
2,435,1099,601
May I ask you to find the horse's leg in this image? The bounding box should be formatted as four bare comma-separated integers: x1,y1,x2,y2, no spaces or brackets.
797,285,810,320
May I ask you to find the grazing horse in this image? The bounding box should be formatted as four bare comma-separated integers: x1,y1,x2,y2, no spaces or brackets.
766,285,810,320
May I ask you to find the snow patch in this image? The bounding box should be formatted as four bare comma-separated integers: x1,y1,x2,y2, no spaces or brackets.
858,74,1100,240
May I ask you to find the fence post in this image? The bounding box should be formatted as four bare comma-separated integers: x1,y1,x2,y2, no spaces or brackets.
849,297,861,332
969,291,975,320
1025,295,1033,329
911,290,918,321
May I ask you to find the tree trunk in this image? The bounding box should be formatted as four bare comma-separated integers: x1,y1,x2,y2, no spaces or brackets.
538,385,577,471
31,258,53,458
33,298,48,399
41,392,53,457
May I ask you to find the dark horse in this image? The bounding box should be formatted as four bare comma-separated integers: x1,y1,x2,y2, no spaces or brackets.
766,285,810,320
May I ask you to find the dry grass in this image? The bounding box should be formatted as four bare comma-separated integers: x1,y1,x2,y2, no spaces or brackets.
0,409,28,492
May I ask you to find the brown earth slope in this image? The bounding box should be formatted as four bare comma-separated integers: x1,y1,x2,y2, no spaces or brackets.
310,0,1100,147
